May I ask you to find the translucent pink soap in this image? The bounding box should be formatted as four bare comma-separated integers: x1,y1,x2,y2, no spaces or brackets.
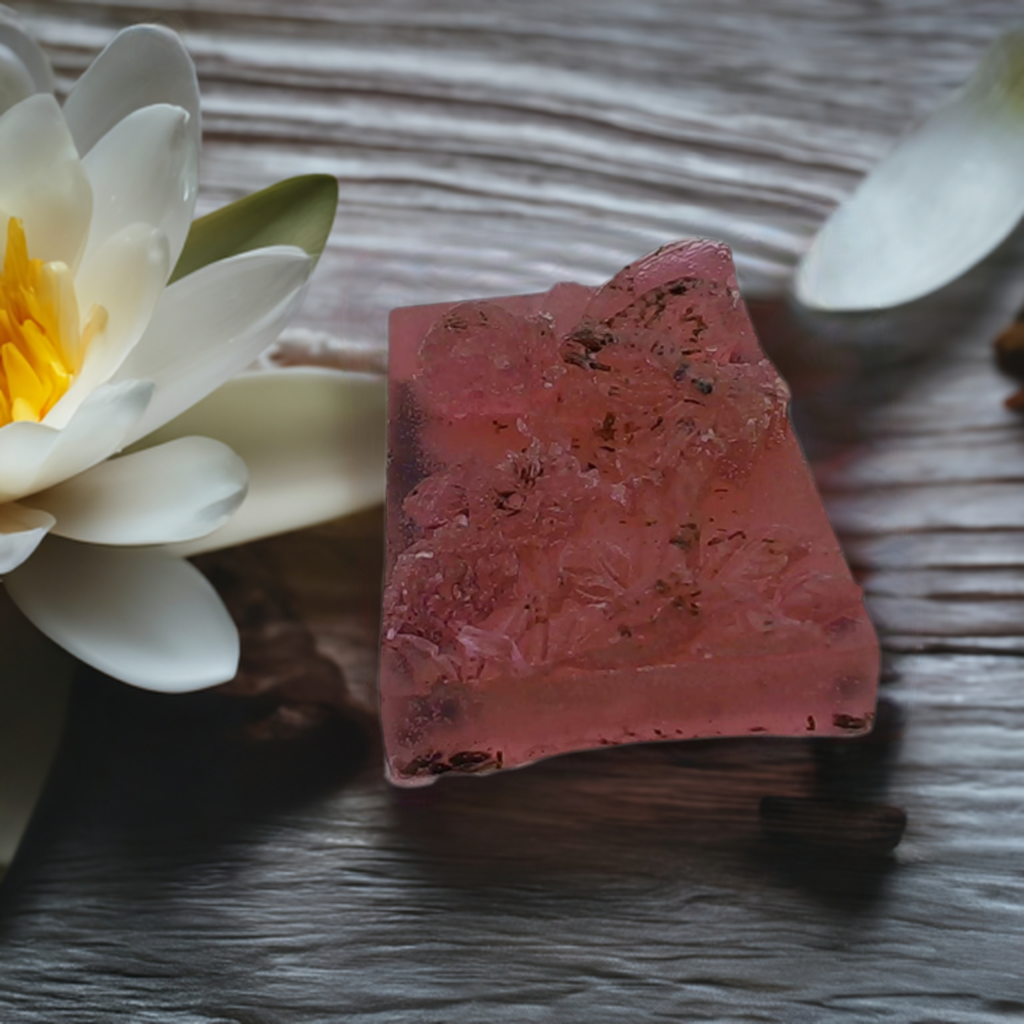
382,241,879,786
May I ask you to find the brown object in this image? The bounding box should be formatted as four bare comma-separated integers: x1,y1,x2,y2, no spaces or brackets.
196,511,384,737
1004,385,1024,412
994,321,1024,380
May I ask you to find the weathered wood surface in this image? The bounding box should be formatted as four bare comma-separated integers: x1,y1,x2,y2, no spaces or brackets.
3,1,1024,1020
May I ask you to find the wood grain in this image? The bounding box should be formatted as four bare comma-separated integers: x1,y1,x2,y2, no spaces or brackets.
3,1,1024,1021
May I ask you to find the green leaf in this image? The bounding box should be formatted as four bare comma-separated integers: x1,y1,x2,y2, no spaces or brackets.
0,591,73,885
169,174,339,285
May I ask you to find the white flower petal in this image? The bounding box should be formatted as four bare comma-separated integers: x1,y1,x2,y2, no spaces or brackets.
6,537,239,692
0,590,73,874
796,31,1024,312
146,368,386,556
114,246,313,444
0,93,91,268
0,379,153,503
31,436,247,546
82,104,198,271
62,24,199,161
47,224,170,429
0,503,54,573
0,43,39,113
0,8,56,96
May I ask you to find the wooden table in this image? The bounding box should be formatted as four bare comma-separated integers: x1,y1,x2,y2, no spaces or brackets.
2,2,1023,1019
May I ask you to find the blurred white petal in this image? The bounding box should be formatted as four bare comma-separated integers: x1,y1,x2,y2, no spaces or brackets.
0,591,72,879
7,537,239,692
796,31,1024,312
0,8,55,96
0,43,38,113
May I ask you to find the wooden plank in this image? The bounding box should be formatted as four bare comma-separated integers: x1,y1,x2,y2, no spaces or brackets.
2,2,1024,1021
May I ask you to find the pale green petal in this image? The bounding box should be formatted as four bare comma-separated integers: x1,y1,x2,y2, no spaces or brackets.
169,174,338,283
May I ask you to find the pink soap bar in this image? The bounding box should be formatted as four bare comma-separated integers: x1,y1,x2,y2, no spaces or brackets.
382,241,879,786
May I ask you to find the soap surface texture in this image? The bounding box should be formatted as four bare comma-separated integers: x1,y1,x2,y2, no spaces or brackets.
382,241,879,785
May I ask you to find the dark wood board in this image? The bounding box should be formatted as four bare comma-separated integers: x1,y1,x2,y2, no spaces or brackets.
2,1,1024,1020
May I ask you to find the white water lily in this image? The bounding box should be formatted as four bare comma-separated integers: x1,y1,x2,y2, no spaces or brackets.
796,31,1024,312
0,20,385,691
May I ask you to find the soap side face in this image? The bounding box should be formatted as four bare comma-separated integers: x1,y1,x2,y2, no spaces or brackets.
382,241,879,786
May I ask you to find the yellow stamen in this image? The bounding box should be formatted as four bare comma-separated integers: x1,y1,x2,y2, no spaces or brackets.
0,218,99,428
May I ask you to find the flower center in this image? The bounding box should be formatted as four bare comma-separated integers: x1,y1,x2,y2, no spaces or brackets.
0,218,106,428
